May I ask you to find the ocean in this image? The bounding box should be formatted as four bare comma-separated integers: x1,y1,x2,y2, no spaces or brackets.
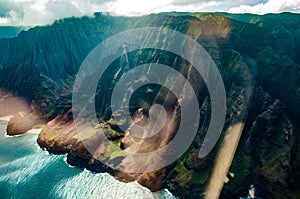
0,120,176,199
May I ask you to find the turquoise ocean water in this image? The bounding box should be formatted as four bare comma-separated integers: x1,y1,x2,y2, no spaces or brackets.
0,120,176,199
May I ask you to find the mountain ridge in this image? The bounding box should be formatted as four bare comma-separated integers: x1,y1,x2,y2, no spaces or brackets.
0,12,299,199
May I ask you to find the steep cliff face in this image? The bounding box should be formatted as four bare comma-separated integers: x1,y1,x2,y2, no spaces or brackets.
0,13,188,99
225,13,300,124
0,12,300,199
221,88,299,199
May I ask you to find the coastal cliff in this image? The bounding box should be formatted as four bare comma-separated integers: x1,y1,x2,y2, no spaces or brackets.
0,12,299,198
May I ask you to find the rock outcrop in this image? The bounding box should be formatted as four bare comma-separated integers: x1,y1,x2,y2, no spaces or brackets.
6,102,45,136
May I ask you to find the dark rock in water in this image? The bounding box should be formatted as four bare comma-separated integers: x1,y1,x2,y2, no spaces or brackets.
7,112,33,136
67,151,115,175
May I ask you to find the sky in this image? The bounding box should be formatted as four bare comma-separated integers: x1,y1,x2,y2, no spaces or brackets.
0,0,299,26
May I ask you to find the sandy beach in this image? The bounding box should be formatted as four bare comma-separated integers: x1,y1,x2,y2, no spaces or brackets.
0,115,13,122
26,128,43,134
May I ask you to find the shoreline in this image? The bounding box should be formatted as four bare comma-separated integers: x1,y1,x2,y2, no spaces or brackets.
4,128,43,138
0,115,13,122
0,115,44,137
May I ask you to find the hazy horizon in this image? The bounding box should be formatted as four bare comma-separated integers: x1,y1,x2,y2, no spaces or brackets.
0,0,299,27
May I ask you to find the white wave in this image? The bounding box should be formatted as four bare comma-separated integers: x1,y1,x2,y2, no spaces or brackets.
0,153,60,185
53,170,176,199
0,123,177,199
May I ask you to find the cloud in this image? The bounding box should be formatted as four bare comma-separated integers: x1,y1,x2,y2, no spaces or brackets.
105,0,227,16
229,0,300,14
105,0,264,16
0,0,227,26
0,0,299,27
0,0,107,26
